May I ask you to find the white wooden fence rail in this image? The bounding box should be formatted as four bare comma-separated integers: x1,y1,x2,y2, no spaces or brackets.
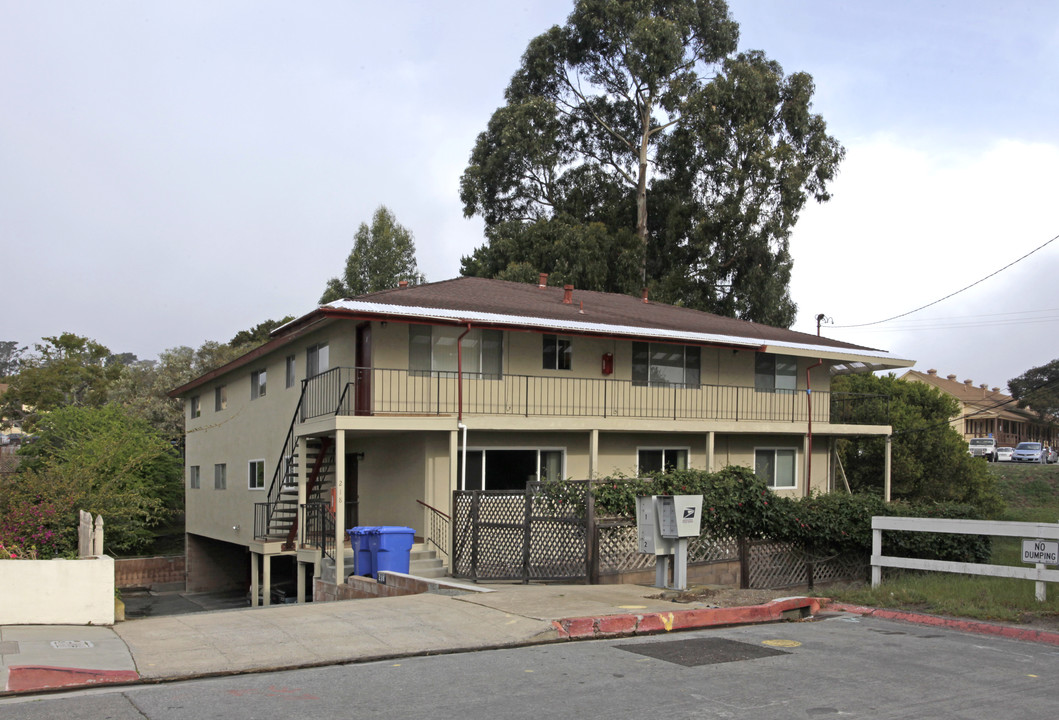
871,516,1059,601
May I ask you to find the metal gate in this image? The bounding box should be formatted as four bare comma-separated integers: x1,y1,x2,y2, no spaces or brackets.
452,481,589,582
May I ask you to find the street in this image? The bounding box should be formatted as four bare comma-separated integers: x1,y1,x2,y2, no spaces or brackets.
3,613,1058,719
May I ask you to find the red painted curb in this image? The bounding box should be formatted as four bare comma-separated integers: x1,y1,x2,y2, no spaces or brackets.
552,596,821,640
5,665,140,693
826,602,1059,646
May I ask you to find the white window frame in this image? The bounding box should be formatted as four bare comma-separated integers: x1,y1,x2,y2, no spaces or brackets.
214,463,227,490
248,459,265,490
190,396,201,419
543,334,572,371
409,325,503,377
307,342,330,378
458,447,566,490
215,385,227,411
285,354,296,388
251,369,267,400
632,342,700,388
189,465,200,489
755,354,798,394
754,447,797,489
636,447,690,477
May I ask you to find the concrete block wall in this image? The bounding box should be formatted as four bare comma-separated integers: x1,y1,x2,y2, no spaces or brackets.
114,555,186,590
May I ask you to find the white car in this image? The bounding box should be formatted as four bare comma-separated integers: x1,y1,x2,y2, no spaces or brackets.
995,446,1014,462
1012,442,1046,463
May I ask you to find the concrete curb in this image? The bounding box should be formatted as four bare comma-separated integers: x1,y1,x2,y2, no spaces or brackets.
5,666,139,693
552,596,822,639
825,601,1059,646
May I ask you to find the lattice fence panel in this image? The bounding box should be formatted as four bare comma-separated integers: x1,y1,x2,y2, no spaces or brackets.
526,482,588,581
452,491,528,580
748,541,867,589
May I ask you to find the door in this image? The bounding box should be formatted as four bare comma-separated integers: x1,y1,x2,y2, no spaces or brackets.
355,324,371,415
345,452,359,527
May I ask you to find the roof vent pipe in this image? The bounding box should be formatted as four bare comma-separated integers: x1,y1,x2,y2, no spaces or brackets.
562,285,573,304
539,273,548,288
641,287,649,303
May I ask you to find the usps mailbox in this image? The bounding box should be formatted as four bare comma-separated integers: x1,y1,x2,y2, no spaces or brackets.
636,494,703,590
657,495,703,538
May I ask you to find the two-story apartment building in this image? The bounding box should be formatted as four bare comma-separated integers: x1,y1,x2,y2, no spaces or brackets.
171,276,914,603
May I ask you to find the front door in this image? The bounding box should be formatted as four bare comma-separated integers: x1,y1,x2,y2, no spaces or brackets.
345,452,359,527
355,323,371,416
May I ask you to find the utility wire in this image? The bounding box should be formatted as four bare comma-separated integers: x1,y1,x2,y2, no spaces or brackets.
832,232,1059,329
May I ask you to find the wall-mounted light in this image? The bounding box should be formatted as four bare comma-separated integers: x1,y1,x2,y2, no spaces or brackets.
232,524,241,532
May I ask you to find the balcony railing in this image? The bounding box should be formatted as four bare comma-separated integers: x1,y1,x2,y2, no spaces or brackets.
300,367,889,425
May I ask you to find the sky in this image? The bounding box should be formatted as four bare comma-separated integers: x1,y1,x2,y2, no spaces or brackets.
2,1,1057,392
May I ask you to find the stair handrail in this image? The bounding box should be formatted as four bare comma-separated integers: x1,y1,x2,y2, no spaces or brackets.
283,436,334,549
259,380,308,538
416,498,450,558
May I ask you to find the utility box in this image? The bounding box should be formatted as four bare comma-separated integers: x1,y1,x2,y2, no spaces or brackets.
657,495,704,538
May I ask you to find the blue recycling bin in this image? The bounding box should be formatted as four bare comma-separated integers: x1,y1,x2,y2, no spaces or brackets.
369,526,416,575
346,527,376,577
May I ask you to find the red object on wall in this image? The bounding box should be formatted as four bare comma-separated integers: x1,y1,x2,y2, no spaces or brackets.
601,353,614,376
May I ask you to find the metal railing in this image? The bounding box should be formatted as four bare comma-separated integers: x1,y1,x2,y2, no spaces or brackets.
302,501,335,561
416,499,450,561
299,367,890,425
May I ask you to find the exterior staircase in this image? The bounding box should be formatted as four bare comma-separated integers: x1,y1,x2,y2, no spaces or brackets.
260,437,335,547
409,544,446,578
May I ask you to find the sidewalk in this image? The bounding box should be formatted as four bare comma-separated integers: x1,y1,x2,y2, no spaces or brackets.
1,582,820,695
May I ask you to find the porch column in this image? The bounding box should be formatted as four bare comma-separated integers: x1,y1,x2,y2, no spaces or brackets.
704,431,715,472
250,551,259,608
262,552,272,607
884,435,892,502
295,436,307,547
449,429,459,492
333,432,347,582
588,429,599,479
296,562,306,603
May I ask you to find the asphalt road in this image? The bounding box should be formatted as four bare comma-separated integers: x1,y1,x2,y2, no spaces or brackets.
3,612,1058,719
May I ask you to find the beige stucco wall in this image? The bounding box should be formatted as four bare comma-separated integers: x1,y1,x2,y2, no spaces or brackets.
0,556,115,625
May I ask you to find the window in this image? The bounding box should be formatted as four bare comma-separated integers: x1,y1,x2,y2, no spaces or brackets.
214,463,227,490
215,385,227,411
409,325,502,377
456,448,564,490
189,465,200,489
637,448,689,476
755,354,797,393
248,459,265,490
632,342,700,388
251,369,267,399
190,396,201,419
755,448,796,488
285,355,296,388
307,343,329,378
543,335,572,370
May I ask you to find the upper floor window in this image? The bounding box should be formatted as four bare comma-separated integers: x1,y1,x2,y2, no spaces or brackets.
755,354,797,393
307,343,329,378
637,448,689,476
248,459,265,490
215,385,227,411
251,369,267,400
190,396,201,419
409,325,502,377
543,335,572,371
214,463,227,490
285,355,296,388
189,465,200,489
632,342,700,388
755,448,796,488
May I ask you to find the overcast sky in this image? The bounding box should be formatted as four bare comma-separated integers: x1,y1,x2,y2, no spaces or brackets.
2,1,1057,392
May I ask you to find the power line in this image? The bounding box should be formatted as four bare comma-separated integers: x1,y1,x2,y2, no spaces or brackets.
832,232,1059,329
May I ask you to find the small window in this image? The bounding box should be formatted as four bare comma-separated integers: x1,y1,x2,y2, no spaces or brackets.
632,342,700,388
189,465,200,489
215,385,227,411
638,448,689,476
190,396,201,419
409,325,503,377
755,354,797,393
755,448,796,489
251,369,267,400
248,459,265,490
285,355,296,388
307,343,329,378
543,335,572,371
214,463,227,490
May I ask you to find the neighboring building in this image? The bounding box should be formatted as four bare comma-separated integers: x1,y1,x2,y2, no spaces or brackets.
900,369,1058,448
170,276,914,602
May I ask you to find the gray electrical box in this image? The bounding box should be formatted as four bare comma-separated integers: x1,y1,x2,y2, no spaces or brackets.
656,495,704,538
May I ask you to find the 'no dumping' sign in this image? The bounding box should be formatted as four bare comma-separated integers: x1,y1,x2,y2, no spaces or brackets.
1022,539,1059,565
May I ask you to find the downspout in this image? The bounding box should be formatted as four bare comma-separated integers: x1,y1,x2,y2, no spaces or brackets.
456,322,471,423
805,359,824,497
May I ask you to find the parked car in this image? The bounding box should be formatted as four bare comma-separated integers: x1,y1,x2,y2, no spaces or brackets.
967,437,998,462
1047,446,1058,464
1012,442,1046,463
995,446,1014,462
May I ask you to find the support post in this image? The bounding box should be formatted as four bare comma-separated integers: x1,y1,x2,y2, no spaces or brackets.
334,432,347,583
884,435,892,502
250,552,260,608
263,552,272,607
872,528,882,588
588,429,598,480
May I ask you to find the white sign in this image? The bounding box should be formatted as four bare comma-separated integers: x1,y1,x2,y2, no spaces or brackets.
1022,539,1059,565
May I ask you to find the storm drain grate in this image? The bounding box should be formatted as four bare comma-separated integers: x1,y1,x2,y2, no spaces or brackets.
0,641,19,655
615,637,790,667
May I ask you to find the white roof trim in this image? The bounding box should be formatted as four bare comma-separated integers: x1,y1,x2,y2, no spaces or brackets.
316,300,912,369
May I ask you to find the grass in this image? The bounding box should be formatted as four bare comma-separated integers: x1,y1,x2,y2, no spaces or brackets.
825,462,1059,625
